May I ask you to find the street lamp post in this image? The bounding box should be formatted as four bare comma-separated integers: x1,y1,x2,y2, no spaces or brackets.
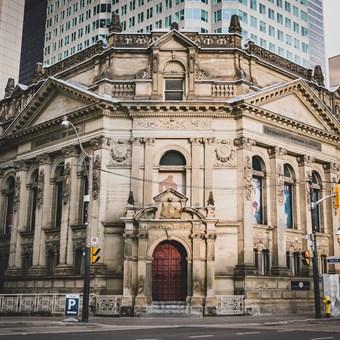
61,116,92,323
308,176,322,319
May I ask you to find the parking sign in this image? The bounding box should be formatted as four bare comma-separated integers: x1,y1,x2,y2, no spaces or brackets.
65,294,79,317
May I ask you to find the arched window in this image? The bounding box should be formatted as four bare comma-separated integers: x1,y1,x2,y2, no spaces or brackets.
163,61,185,101
4,177,15,235
283,164,295,229
252,156,265,224
158,150,186,195
29,170,39,231
54,163,64,228
312,171,322,232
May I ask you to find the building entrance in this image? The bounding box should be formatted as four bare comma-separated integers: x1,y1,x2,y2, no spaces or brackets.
152,240,187,301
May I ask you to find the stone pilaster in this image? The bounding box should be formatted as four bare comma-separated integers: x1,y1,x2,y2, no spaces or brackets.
267,147,290,276
297,154,314,277
203,138,215,206
7,162,29,275
131,138,144,206
233,136,257,276
30,154,52,275
144,138,155,205
190,137,203,207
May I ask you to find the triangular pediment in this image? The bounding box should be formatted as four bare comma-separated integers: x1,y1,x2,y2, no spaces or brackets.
151,30,198,51
4,77,114,136
240,79,339,133
154,187,188,203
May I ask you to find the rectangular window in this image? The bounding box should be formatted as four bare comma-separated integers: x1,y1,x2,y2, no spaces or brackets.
276,0,282,7
293,22,299,33
277,13,283,24
301,26,308,37
277,29,283,41
269,42,275,53
121,5,127,15
214,10,222,22
165,79,183,101
165,15,172,27
250,33,257,44
147,7,153,19
301,10,308,22
259,20,266,33
156,3,162,14
293,6,298,16
138,0,144,6
268,8,274,20
165,0,172,10
260,38,267,48
129,16,135,28
284,184,293,228
278,47,284,56
130,0,136,11
284,1,291,12
201,9,208,22
285,18,291,29
250,16,257,28
302,42,309,53
155,19,162,28
175,9,184,22
146,24,152,32
259,3,266,14
269,25,275,37
137,12,144,23
250,0,256,10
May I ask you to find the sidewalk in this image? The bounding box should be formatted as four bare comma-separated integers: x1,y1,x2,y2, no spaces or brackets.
0,313,339,329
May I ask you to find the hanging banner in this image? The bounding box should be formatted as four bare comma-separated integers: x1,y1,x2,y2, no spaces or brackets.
323,274,340,316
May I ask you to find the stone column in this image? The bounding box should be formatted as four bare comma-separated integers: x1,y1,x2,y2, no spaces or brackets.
30,154,52,274
203,138,215,205
121,218,137,317
131,138,144,206
190,137,203,207
144,138,155,205
190,224,205,315
7,162,28,275
268,146,290,275
297,155,314,276
323,162,340,269
234,137,257,276
135,231,149,314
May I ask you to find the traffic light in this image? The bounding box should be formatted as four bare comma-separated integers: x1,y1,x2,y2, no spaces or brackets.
334,184,340,212
302,250,310,266
90,247,101,264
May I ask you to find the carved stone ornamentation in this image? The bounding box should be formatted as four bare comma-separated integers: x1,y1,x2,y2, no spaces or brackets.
110,139,132,165
276,165,284,206
234,137,256,151
4,78,15,97
134,118,211,129
13,176,21,212
136,65,151,79
63,163,71,205
297,155,314,166
37,153,52,165
152,54,159,73
37,169,44,208
160,201,181,219
215,139,236,166
62,145,79,158
189,137,203,146
93,154,101,200
14,160,29,172
195,63,209,80
244,156,254,201
268,146,287,160
91,136,109,149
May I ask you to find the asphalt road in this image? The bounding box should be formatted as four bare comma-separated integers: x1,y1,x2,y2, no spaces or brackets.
1,321,340,340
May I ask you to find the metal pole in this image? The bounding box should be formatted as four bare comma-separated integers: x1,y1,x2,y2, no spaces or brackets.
81,153,93,323
308,177,322,319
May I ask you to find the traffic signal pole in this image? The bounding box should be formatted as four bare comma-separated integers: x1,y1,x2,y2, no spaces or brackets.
308,177,322,319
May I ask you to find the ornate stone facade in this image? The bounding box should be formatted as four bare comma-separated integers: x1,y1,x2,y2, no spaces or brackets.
0,20,339,317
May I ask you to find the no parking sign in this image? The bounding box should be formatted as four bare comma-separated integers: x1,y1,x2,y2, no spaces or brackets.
65,294,79,317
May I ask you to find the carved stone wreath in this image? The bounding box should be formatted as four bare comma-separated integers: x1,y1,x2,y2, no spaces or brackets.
215,140,236,166
110,139,131,165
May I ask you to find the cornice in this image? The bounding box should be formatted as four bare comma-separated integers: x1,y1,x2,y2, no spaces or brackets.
238,103,340,143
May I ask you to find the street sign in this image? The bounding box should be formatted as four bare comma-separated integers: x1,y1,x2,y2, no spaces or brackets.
291,281,310,291
65,294,79,317
91,237,99,246
327,256,340,263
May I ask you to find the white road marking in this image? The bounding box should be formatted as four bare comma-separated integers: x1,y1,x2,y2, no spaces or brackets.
189,336,214,339
236,332,260,335
311,337,334,340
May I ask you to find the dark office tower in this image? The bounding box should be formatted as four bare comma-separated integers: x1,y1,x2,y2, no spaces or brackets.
19,0,47,85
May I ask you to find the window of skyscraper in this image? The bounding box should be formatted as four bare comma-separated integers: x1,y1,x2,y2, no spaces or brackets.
277,13,283,24
259,3,266,14
276,0,282,8
269,25,275,36
285,18,291,29
268,8,274,20
239,10,248,23
250,16,257,28
175,9,185,22
214,10,222,22
250,0,257,10
156,3,162,14
259,20,266,32
165,0,172,10
201,10,208,22
284,1,290,13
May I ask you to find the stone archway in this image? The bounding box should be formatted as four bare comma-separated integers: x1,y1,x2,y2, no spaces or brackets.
152,240,187,301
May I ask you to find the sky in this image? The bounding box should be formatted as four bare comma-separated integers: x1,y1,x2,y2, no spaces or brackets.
323,0,340,59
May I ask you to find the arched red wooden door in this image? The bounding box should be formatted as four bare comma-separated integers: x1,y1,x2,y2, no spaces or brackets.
152,241,187,301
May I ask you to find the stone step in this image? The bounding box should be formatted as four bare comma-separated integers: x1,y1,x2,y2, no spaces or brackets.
144,301,192,317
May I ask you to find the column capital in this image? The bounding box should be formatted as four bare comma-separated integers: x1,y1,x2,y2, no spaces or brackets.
14,160,29,172
297,154,314,166
62,145,79,158
234,137,256,151
267,146,287,159
189,137,203,146
37,153,52,165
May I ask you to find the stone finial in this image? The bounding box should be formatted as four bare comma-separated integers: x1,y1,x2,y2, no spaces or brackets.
32,62,45,83
127,191,135,205
228,14,242,35
207,191,215,206
313,65,324,87
170,22,179,31
4,78,15,97
109,12,122,33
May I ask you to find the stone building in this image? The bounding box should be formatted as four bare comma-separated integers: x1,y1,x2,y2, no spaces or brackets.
0,16,340,316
